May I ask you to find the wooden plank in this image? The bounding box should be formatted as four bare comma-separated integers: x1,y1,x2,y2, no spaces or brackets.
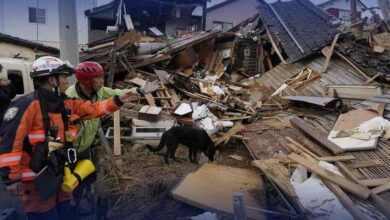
288,153,371,199
364,72,381,85
326,85,383,100
220,116,251,121
335,162,360,184
290,117,344,154
349,160,384,169
133,54,172,68
113,110,121,156
318,155,356,162
371,181,390,194
285,137,319,160
172,163,265,220
144,94,157,107
323,181,365,220
359,178,390,187
321,33,340,73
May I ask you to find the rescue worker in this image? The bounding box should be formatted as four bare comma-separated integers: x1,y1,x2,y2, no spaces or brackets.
0,56,138,220
66,61,159,155
65,61,159,217
0,77,16,127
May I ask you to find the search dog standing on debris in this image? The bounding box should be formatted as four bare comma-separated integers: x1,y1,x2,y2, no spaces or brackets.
146,126,216,164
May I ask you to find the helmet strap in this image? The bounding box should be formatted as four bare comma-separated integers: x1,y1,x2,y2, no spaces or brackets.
51,76,61,96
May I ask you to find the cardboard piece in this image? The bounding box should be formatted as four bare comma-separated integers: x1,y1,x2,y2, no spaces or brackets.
172,163,266,220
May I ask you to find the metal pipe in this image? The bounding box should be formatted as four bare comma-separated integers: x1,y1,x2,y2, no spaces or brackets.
268,3,305,54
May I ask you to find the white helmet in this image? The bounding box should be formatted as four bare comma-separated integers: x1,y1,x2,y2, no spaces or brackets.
30,56,74,78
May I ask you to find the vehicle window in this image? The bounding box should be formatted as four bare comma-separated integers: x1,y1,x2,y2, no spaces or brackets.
7,70,24,94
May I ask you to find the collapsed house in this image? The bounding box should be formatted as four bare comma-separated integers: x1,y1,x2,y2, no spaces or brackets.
85,0,207,43
79,0,390,219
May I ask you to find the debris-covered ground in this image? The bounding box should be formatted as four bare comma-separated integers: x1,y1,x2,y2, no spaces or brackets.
97,140,256,220
76,0,390,219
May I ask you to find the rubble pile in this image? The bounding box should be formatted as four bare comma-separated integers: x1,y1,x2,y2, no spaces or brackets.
80,0,390,218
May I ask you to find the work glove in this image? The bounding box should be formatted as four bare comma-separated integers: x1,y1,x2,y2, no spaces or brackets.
139,80,160,94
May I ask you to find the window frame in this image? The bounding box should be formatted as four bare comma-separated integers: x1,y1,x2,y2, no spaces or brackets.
28,7,46,24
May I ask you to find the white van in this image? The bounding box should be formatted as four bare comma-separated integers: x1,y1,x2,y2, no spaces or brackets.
0,57,34,97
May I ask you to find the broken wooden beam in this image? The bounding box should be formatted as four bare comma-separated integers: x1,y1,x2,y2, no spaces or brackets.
371,181,390,195
290,117,344,154
265,29,287,64
321,33,339,73
359,178,390,187
288,153,371,199
323,181,365,220
349,160,384,169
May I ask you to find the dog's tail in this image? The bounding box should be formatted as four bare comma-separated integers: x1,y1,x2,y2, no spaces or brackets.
146,135,165,152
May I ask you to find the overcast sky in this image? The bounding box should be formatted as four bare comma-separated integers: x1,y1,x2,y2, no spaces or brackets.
97,0,379,8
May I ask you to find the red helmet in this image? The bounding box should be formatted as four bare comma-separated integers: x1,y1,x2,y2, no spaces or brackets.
75,61,104,86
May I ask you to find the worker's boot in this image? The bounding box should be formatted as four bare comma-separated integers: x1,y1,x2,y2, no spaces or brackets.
77,185,97,219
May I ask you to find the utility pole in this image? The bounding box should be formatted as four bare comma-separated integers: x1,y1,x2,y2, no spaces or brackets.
202,0,207,30
378,0,390,30
58,0,79,83
350,0,358,24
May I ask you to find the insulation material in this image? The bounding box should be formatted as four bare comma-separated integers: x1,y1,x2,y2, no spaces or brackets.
327,104,385,151
291,164,353,220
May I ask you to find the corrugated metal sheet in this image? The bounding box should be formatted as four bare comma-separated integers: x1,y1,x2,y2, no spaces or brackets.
257,56,370,97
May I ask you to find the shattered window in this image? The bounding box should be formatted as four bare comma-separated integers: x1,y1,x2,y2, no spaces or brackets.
7,70,24,94
29,7,46,24
212,21,233,31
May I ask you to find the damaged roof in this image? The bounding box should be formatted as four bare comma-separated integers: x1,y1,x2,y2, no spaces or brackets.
0,32,59,54
258,0,339,62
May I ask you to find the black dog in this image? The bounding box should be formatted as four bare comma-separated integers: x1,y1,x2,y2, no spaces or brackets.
146,126,216,164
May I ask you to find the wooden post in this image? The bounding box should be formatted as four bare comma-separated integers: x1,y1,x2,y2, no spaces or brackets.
350,0,358,24
233,193,247,220
113,110,121,156
108,52,117,88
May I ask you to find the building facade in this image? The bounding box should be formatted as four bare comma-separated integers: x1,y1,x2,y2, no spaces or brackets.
0,0,98,49
206,0,259,31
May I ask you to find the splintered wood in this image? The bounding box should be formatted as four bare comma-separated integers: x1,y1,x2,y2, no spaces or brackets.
127,77,178,109
214,123,244,146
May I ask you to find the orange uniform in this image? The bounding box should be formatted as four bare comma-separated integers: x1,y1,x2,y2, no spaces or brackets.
0,89,122,213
